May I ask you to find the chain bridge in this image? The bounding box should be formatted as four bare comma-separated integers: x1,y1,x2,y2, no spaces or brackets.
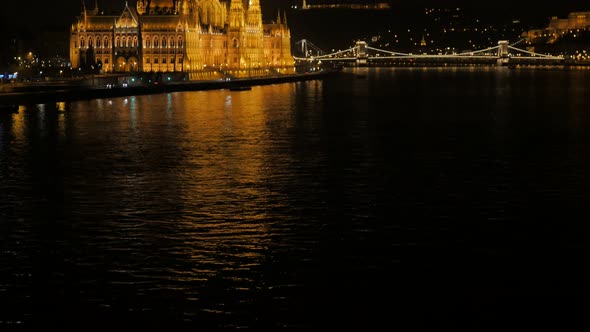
294,39,564,66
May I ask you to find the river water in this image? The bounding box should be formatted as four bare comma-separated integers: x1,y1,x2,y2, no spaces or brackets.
1,67,590,330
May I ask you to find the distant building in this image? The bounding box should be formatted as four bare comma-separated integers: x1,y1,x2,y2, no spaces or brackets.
300,0,391,11
70,0,295,79
523,11,590,43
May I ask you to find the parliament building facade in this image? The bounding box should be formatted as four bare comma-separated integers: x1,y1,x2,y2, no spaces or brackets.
70,0,295,79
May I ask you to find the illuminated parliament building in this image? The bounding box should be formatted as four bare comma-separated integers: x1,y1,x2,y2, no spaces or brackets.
70,0,295,78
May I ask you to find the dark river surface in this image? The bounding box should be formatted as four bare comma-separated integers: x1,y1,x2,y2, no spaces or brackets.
1,67,590,330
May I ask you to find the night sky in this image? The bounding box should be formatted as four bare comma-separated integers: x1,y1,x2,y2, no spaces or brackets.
0,0,589,30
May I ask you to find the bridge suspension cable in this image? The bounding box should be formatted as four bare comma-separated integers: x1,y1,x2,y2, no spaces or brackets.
365,46,409,56
507,46,562,59
311,47,357,59
510,38,526,47
455,45,500,56
295,39,326,56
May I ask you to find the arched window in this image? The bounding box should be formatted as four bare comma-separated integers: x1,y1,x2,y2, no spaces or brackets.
146,57,151,64
115,37,120,48
162,57,167,64
127,37,132,48
104,37,109,48
170,57,175,64
146,37,151,48
170,38,175,48
178,37,183,48
162,37,167,48
154,37,159,48
88,37,93,48
154,58,159,64
96,37,101,48
81,37,85,48
133,37,138,48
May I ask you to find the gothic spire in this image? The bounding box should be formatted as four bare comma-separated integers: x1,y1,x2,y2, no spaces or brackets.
247,0,262,27
229,0,245,28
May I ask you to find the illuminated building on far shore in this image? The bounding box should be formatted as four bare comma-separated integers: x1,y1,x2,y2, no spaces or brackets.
523,11,590,43
300,0,390,10
70,0,295,79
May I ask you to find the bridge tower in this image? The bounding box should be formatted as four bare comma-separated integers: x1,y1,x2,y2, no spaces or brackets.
497,41,510,58
497,40,510,66
356,41,368,66
300,39,309,57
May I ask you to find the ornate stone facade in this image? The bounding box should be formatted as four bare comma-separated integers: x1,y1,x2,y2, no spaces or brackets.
70,0,295,79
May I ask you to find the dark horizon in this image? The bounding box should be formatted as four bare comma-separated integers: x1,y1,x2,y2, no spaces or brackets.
1,0,589,59
1,0,589,31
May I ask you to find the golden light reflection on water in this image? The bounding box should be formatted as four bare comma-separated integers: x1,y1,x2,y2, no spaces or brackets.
72,84,312,272
11,106,27,143
158,84,310,266
56,102,67,112
2,82,322,279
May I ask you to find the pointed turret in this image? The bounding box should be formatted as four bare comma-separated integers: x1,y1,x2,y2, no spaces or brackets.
283,10,288,26
137,0,147,15
229,0,245,28
95,0,99,12
81,0,88,24
283,11,291,35
247,0,262,27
